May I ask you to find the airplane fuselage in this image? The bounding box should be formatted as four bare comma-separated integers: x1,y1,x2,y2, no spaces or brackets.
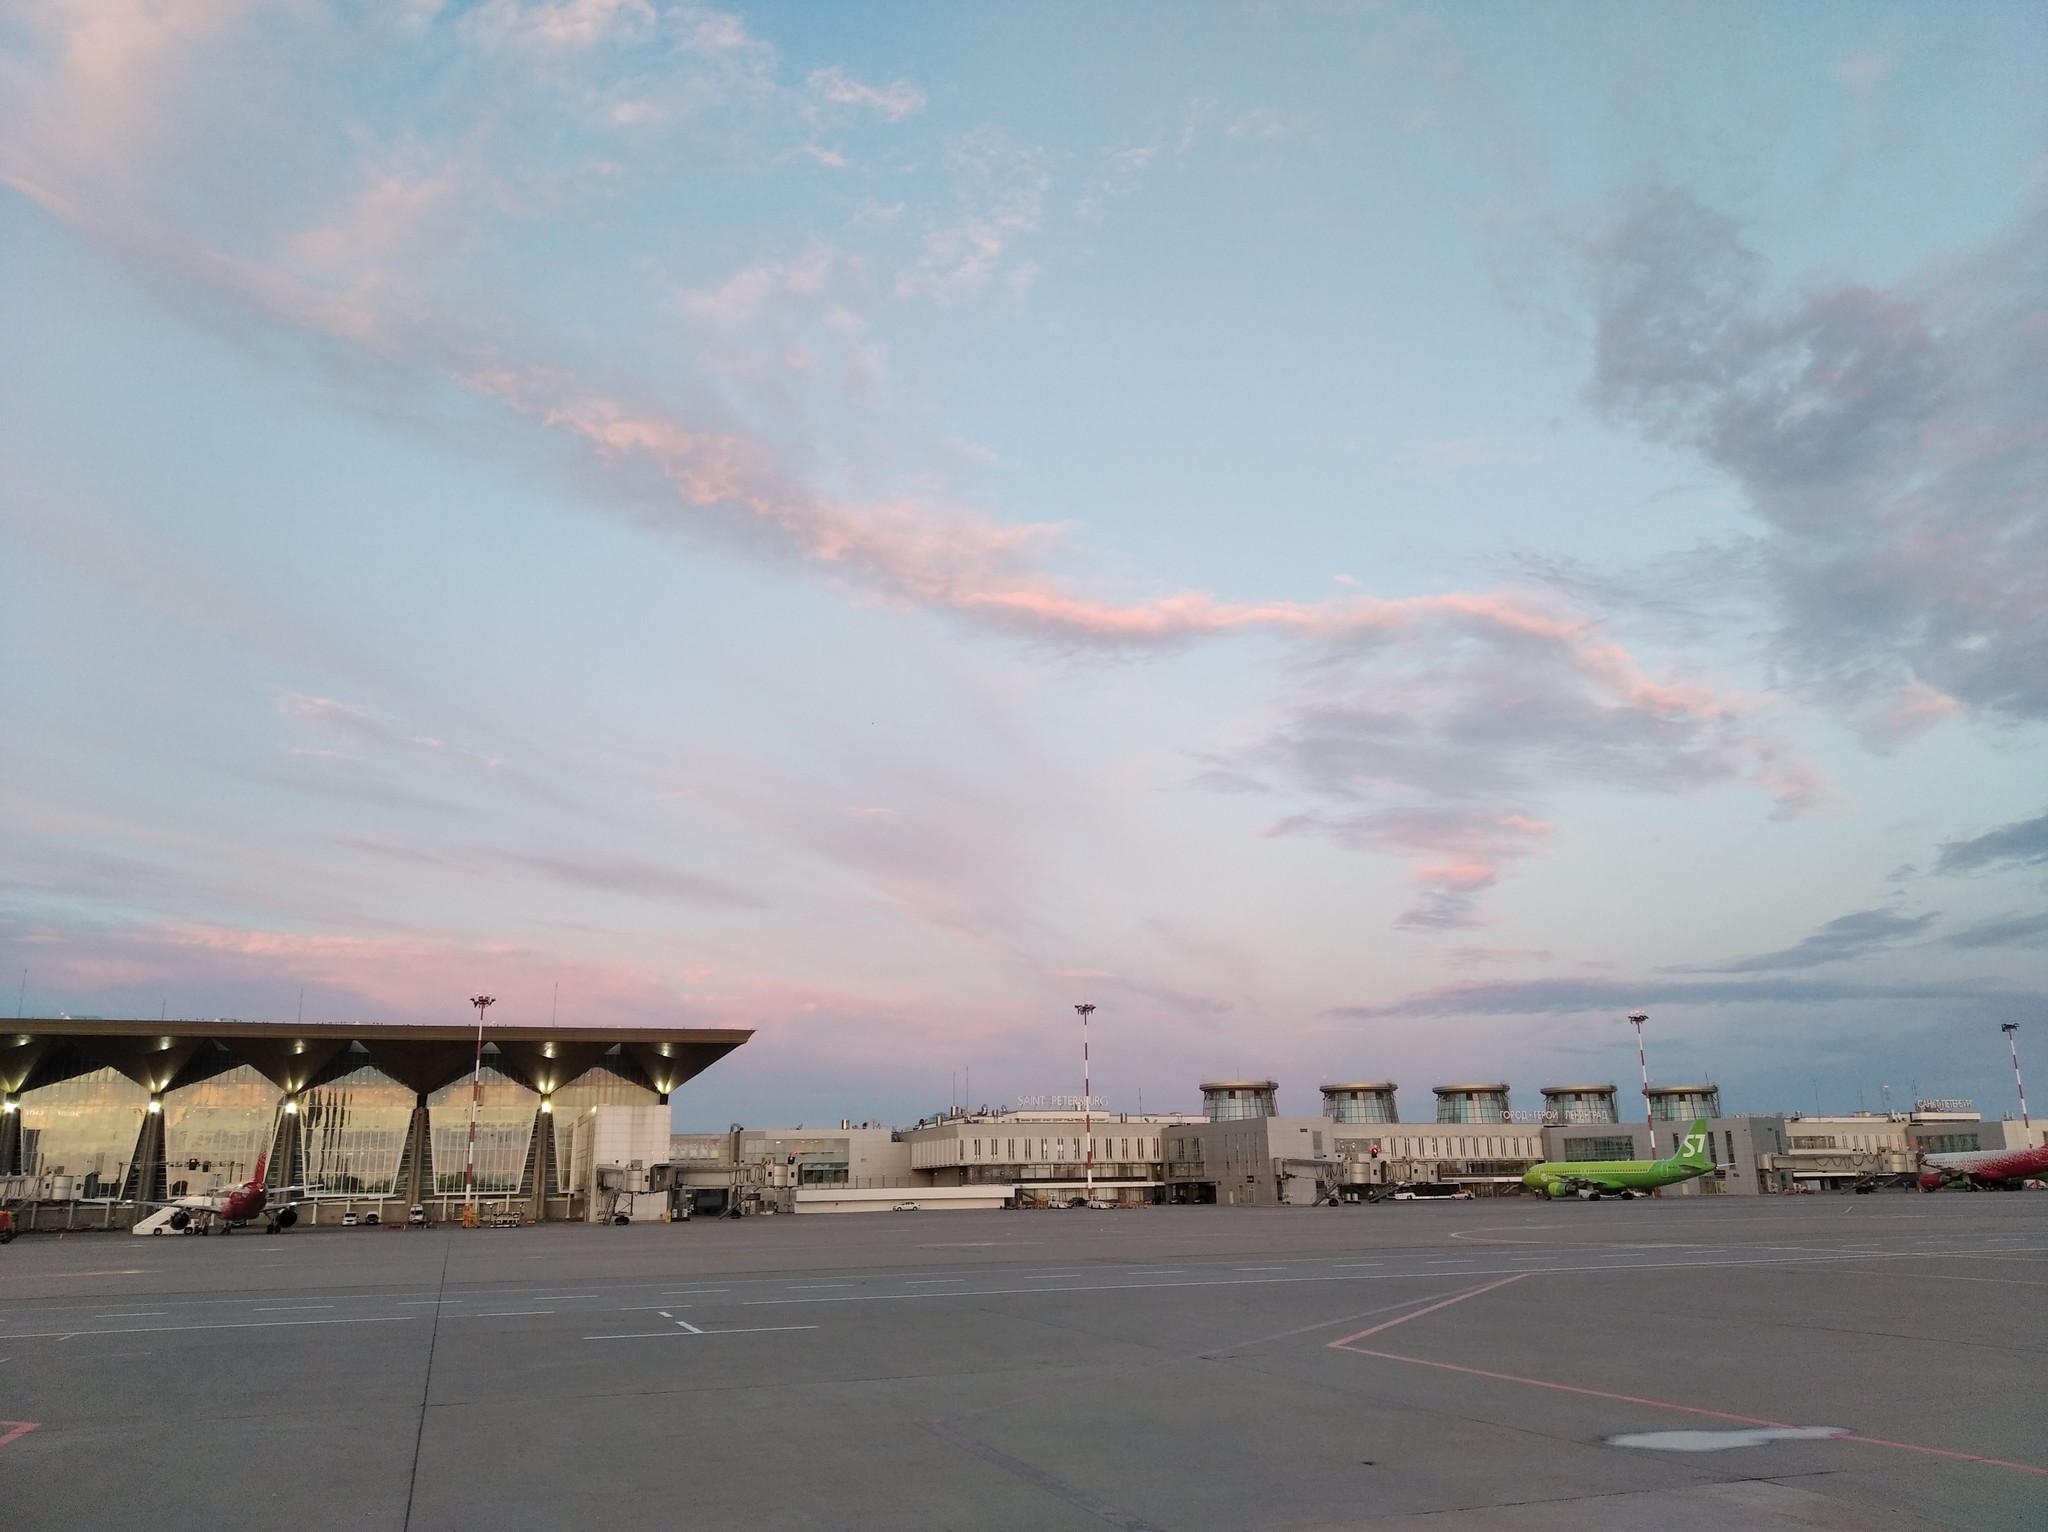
1918,1142,2048,1190
1522,1120,1715,1199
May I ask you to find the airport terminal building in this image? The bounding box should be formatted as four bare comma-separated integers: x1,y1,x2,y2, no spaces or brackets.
1,1018,749,1223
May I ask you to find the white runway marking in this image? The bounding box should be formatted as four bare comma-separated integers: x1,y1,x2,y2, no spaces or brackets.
470,1310,554,1317
4,1316,414,1339
1609,1426,1847,1452
584,1325,818,1341
254,1304,334,1311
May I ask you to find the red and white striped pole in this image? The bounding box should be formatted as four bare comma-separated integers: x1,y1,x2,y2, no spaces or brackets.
1076,1003,1096,1200
2004,1023,2029,1131
1629,1012,1651,1130
465,994,495,1216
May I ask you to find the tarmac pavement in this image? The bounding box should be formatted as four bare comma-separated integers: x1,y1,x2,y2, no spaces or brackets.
1,1193,2042,1531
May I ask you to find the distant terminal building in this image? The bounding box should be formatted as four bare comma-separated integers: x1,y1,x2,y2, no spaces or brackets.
1200,1080,1279,1120
664,1109,1206,1213
1321,1083,1399,1124
1,1017,748,1223
1540,1084,1620,1125
904,1108,1201,1209
1434,1083,1511,1124
1754,1102,2045,1191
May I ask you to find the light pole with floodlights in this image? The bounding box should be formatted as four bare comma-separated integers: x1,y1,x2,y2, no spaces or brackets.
465,994,494,1217
2004,1023,2029,1130
1629,1012,1651,1130
1075,1004,1096,1202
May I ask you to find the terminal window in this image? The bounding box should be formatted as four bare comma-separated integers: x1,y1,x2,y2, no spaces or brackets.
1563,1136,1635,1162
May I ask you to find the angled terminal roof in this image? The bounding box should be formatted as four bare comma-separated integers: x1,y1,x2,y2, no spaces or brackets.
1,1019,752,1101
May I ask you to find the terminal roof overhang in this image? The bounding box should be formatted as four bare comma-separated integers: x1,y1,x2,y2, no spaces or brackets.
1,1019,752,1100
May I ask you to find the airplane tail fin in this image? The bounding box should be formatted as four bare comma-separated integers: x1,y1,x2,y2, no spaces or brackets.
1672,1117,1713,1169
250,1149,269,1189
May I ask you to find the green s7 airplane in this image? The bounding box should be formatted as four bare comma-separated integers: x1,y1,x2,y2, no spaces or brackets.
1522,1119,1715,1199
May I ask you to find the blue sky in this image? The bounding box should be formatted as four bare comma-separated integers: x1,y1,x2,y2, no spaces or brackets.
2,1,2043,1130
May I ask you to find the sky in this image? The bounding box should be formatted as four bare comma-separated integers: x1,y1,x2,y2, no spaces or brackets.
2,1,2044,1131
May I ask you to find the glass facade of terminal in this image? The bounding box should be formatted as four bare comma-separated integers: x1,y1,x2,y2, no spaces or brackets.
17,1067,148,1193
162,1065,276,1194
301,1065,415,1196
1323,1088,1398,1124
546,1060,655,1181
1541,1089,1620,1126
1649,1088,1721,1121
428,1066,539,1194
1434,1088,1510,1124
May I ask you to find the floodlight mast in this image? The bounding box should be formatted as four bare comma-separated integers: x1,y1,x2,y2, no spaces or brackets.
465,994,495,1213
1076,1003,1096,1201
2004,1023,2029,1130
1629,1012,1651,1127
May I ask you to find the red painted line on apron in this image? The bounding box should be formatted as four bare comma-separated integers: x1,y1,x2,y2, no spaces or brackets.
1333,1348,2048,1478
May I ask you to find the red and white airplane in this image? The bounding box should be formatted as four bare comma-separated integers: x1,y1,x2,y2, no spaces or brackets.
132,1152,300,1235
1917,1140,2048,1191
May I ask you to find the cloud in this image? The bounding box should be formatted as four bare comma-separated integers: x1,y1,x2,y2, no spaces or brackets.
1211,595,1816,927
465,0,657,55
1671,908,1936,973
1934,808,2048,874
0,11,1820,938
1582,188,2048,729
895,128,1048,303
1076,141,1158,222
1944,912,2048,949
1224,107,1300,143
1335,972,2020,1020
805,65,924,123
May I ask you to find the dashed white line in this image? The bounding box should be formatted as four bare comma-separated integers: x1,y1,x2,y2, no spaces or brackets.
470,1310,554,1317
584,1325,819,1341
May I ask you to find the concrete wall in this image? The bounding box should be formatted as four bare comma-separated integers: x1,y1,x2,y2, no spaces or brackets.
1164,1117,1332,1206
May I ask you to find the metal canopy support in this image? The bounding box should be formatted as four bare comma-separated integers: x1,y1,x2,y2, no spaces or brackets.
493,1040,611,1098
398,1093,434,1206
233,1037,352,1096
95,1035,208,1095
119,1098,167,1203
526,1104,556,1223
